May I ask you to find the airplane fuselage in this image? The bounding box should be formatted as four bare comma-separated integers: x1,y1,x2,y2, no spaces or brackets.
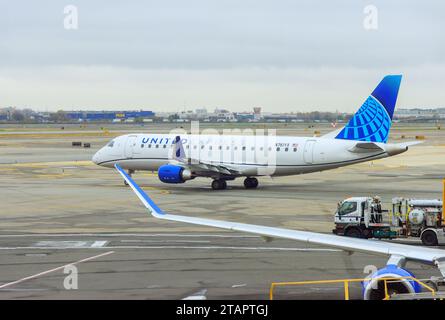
93,133,407,177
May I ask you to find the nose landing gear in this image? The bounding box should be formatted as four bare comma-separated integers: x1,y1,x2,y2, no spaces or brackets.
124,169,135,186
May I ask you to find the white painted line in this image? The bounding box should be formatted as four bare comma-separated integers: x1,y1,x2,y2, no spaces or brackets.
0,233,260,238
232,283,247,288
0,246,340,252
91,241,108,247
31,240,108,248
0,251,114,290
182,289,207,300
120,240,211,243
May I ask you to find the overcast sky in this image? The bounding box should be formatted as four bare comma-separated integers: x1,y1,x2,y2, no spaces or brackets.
1,1,444,112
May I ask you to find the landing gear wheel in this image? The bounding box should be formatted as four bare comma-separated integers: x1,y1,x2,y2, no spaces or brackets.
244,177,259,189
344,228,362,238
421,230,438,246
211,179,227,190
124,169,134,186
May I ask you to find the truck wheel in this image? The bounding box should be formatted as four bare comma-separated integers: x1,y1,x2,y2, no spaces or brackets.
362,229,372,239
421,230,438,246
345,228,362,238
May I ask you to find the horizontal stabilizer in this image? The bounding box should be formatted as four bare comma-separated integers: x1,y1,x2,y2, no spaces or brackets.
348,142,384,153
396,140,424,148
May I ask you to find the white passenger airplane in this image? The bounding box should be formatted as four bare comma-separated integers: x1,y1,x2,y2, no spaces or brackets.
115,163,445,300
94,75,418,190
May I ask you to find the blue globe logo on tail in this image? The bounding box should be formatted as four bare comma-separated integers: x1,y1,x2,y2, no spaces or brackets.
335,75,402,143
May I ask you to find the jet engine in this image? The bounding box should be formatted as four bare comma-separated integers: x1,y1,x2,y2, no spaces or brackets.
362,265,421,300
158,164,193,184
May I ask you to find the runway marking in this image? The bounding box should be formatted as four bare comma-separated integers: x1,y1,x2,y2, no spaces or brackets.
0,246,340,252
0,233,260,238
182,289,207,300
91,241,108,247
120,240,211,243
0,251,114,290
31,240,108,248
232,283,247,288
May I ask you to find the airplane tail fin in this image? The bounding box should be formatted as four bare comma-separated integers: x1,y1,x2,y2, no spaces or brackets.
335,75,402,143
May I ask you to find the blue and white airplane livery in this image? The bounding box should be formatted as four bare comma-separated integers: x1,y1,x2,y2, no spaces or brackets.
93,75,418,190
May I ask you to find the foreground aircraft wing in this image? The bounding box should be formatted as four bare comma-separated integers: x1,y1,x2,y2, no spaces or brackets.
115,164,445,275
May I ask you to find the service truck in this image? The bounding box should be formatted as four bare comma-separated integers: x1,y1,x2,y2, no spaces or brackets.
333,194,444,246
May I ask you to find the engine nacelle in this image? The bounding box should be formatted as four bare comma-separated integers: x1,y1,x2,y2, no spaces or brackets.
158,165,192,184
363,265,421,300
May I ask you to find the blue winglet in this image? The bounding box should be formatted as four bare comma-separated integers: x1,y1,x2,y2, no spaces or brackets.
335,75,402,143
115,164,165,215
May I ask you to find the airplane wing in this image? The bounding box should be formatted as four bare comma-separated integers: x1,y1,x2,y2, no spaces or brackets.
115,164,445,275
169,136,242,177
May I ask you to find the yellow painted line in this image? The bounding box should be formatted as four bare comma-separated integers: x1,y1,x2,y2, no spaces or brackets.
9,161,94,168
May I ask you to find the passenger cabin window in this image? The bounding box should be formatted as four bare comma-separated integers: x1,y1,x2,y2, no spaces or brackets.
293,148,297,152
285,148,289,152
338,201,357,216
276,147,280,151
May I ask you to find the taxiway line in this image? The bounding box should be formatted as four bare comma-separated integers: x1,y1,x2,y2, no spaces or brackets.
0,251,114,289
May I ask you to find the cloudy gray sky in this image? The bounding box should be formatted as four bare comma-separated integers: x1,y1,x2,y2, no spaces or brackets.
1,1,444,112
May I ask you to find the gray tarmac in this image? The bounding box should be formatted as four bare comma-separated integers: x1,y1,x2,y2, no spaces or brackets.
0,122,444,299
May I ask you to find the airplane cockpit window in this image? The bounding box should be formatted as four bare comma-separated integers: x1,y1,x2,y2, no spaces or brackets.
107,140,115,147
338,201,357,216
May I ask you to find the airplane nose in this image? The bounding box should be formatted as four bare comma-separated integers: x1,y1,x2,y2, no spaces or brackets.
92,151,100,164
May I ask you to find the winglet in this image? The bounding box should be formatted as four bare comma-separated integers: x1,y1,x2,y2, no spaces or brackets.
114,164,164,216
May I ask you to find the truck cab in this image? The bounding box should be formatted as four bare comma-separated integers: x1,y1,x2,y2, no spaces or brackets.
333,197,394,238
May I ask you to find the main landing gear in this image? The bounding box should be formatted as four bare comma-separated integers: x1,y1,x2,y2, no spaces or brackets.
124,169,135,186
211,177,259,190
211,179,227,190
243,177,258,189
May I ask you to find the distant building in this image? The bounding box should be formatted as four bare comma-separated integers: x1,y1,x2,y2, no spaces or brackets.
65,110,155,121
395,108,445,120
211,108,236,122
